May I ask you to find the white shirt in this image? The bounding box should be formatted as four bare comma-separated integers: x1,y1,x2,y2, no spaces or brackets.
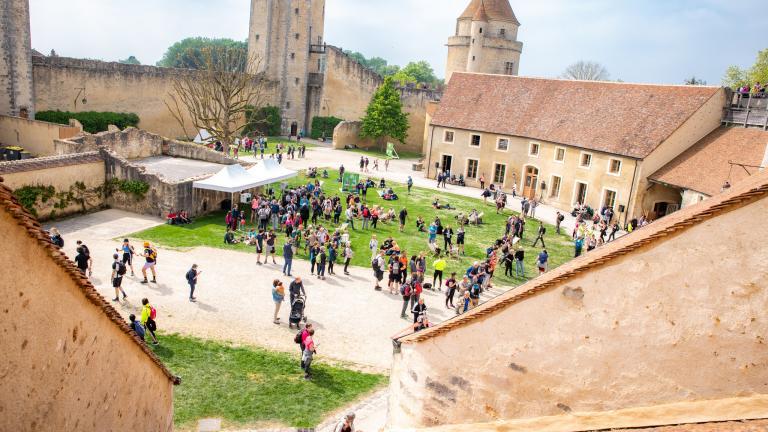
369,239,378,251
333,418,355,432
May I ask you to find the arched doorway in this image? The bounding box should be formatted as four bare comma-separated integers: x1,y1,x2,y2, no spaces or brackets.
523,165,539,199
290,122,298,137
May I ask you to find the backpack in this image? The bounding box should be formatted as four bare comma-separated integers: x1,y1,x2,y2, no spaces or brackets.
116,261,127,276
558,214,565,222
371,257,379,271
294,330,303,344
400,283,412,297
149,306,157,320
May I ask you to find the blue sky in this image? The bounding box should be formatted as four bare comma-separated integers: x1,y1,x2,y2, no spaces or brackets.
29,0,766,85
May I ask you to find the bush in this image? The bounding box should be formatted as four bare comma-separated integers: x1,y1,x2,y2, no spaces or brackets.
310,116,343,139
36,110,140,134
243,106,281,137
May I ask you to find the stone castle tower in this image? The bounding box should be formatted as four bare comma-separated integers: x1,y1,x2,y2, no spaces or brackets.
248,0,326,135
0,0,34,117
445,0,523,83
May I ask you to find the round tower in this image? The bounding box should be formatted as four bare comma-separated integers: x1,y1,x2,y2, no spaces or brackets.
445,0,523,83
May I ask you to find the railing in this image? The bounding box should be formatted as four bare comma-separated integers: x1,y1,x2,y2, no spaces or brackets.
309,43,327,54
724,92,768,130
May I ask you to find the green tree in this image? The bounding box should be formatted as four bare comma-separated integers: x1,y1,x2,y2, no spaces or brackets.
722,48,768,88
119,55,141,65
399,61,438,85
360,76,409,147
158,37,247,71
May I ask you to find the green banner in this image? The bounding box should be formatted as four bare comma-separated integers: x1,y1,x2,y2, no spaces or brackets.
341,172,360,192
386,142,395,158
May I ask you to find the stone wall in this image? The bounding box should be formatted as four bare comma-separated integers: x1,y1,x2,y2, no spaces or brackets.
0,199,175,431
387,194,768,429
0,114,81,156
0,152,105,220
322,46,439,155
0,0,34,117
32,55,279,140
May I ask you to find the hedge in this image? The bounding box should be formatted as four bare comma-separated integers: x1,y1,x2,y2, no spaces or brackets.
36,110,140,134
310,116,343,139
243,106,281,137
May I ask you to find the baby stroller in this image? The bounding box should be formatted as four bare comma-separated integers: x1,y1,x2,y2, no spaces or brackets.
289,295,307,328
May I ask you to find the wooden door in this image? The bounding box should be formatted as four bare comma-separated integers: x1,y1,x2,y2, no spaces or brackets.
523,166,539,198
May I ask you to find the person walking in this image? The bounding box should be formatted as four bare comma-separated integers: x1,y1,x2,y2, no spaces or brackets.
345,206,356,230
432,257,446,291
283,240,294,276
443,225,454,252
398,208,408,232
140,298,159,345
537,249,549,275
532,221,546,248
373,251,386,290
317,247,327,280
119,238,136,276
609,221,620,242
110,253,128,302
272,279,285,324
407,176,413,194
530,199,539,219
445,272,457,309
456,226,465,255
302,329,317,380
296,322,313,367
140,241,157,284
185,264,201,302
479,173,486,190
74,246,90,276
289,276,306,303
343,243,353,275
266,230,278,264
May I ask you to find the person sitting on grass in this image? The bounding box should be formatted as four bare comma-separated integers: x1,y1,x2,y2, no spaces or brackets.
416,216,426,232
383,188,398,201
166,209,178,225
178,210,191,224
379,178,386,188
224,228,239,245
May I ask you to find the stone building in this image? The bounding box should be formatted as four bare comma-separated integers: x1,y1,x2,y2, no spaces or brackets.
445,0,523,83
0,0,34,117
248,0,326,136
387,170,768,431
0,178,179,431
423,72,728,223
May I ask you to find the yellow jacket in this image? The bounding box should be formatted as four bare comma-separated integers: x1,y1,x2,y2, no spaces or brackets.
433,259,447,271
141,304,152,325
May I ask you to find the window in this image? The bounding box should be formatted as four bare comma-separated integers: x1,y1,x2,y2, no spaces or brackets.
255,34,260,41
444,130,454,143
550,175,562,198
493,163,506,184
472,38,475,44
529,142,540,157
286,101,291,109
472,56,476,61
602,189,617,209
497,138,509,151
580,152,593,168
504,61,515,75
295,77,300,85
295,33,300,40
574,182,588,205
295,7,299,14
500,28,506,36
608,158,622,175
554,147,566,163
479,27,483,34
290,53,295,59
466,159,479,179
470,134,481,147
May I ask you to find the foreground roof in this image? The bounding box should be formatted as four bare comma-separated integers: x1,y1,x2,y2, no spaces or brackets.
0,177,179,384
459,0,520,24
430,73,721,159
650,126,768,196
398,166,768,344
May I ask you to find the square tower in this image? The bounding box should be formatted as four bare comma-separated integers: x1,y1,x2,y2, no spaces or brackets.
248,0,326,136
0,0,34,117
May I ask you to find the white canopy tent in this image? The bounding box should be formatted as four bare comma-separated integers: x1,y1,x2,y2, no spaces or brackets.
193,129,213,145
247,158,298,185
192,162,297,208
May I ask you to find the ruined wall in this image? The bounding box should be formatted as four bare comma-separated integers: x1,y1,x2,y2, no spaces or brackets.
322,46,438,154
388,196,768,429
0,152,105,220
33,56,278,140
0,0,34,117
0,114,81,156
0,207,174,431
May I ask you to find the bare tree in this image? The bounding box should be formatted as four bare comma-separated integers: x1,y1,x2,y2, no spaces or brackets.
165,47,267,152
561,61,610,81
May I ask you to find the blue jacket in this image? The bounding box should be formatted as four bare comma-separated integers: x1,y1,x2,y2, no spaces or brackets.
283,243,294,259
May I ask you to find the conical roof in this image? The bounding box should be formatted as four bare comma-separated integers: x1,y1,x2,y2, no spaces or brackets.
460,0,520,25
472,1,490,22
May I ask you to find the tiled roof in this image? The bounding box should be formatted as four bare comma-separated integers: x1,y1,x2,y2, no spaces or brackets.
0,152,103,175
0,177,179,385
430,73,722,159
613,419,768,431
460,0,520,24
397,167,768,344
650,126,768,196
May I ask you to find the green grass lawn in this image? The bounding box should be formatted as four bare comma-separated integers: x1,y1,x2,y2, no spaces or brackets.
152,333,385,430
239,137,316,157
131,169,574,287
343,147,422,160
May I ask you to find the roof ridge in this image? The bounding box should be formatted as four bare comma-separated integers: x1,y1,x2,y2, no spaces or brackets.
451,71,723,89
0,176,180,384
397,169,768,344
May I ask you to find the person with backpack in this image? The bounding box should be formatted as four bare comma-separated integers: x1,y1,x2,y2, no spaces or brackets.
388,253,402,294
295,323,313,367
399,278,414,318
343,243,353,275
532,221,547,248
327,243,337,276
445,272,458,309
372,251,386,290
302,328,316,380
283,239,294,276
140,241,157,284
186,264,201,302
556,212,565,234
129,314,145,341
468,279,482,307
411,297,427,323
110,253,128,302
141,298,159,345
317,247,327,280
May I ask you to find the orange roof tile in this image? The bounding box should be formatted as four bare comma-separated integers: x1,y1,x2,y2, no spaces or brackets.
430,73,722,159
650,126,768,196
398,167,768,344
0,176,180,384
460,0,520,24
613,419,768,431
